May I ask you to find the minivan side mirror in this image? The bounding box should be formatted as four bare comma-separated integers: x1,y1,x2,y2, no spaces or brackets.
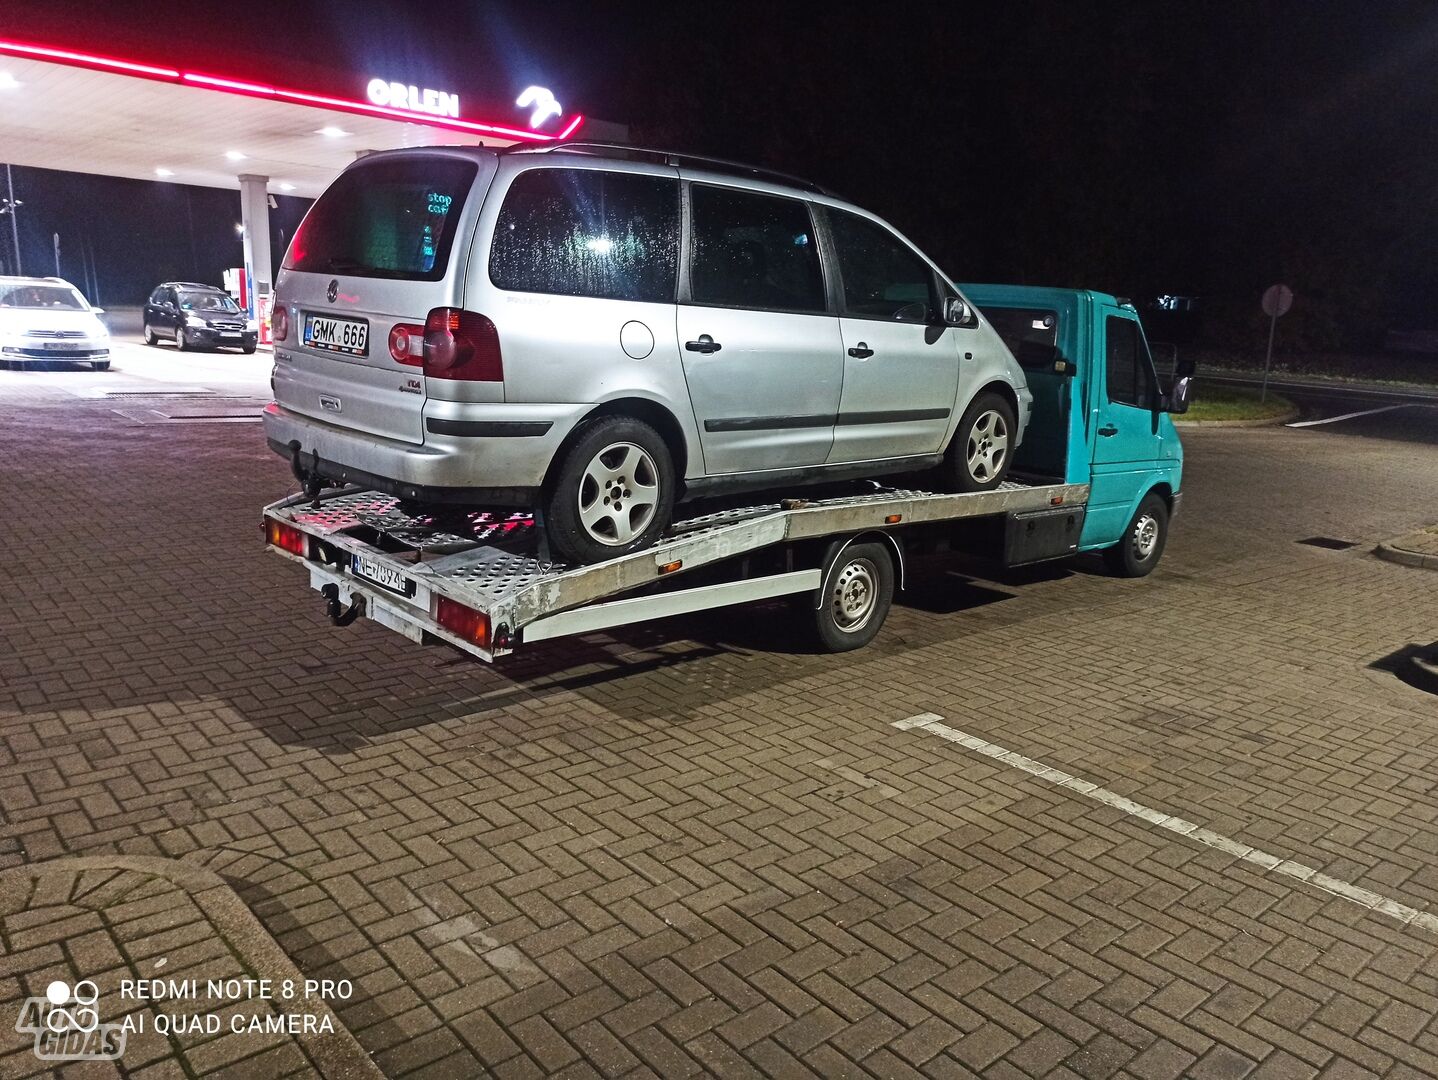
942,296,970,326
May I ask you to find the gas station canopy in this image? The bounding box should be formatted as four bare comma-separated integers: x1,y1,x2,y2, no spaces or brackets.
0,38,587,199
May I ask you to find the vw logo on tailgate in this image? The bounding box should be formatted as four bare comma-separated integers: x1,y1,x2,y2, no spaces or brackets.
326,279,338,303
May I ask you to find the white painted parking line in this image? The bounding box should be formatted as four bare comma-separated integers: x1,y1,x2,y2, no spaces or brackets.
1287,404,1411,427
892,713,1438,935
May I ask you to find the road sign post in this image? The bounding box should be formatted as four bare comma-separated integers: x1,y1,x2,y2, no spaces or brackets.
1260,283,1294,403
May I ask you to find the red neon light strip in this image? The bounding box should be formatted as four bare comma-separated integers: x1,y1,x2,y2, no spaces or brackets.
0,39,583,143
0,39,179,77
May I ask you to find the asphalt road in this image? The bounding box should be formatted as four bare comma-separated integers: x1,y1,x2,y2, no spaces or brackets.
1203,372,1438,443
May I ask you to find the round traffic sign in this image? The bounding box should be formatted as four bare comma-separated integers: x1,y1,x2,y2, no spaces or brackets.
1262,284,1294,318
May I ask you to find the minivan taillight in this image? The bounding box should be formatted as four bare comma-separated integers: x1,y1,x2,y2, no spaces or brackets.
422,307,503,382
272,303,289,342
388,322,424,366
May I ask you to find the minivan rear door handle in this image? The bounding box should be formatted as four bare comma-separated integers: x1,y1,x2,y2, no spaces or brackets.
685,335,721,354
1098,424,1118,437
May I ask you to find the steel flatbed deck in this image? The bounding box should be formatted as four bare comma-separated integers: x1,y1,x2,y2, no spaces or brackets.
262,477,1088,661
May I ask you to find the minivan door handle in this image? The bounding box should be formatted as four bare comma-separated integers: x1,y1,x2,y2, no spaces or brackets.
847,343,874,359
1098,424,1118,437
685,335,722,354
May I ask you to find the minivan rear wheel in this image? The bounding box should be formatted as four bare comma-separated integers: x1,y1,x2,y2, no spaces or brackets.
544,416,675,565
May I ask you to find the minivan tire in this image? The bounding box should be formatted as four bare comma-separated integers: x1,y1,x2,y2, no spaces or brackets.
544,416,676,565
143,324,157,346
941,390,1017,492
1104,491,1168,577
175,328,188,351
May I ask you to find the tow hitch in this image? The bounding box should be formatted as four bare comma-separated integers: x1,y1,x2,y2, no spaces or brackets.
320,583,365,626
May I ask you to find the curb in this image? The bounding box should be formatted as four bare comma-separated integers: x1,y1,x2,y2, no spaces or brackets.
0,855,382,1079
1375,541,1438,571
1174,408,1302,429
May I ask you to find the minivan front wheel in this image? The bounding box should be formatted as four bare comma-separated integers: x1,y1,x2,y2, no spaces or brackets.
941,390,1016,492
545,417,675,564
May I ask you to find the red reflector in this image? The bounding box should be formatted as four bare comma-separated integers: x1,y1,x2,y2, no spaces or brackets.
423,307,503,382
271,303,289,342
388,322,424,365
436,597,491,649
265,519,306,555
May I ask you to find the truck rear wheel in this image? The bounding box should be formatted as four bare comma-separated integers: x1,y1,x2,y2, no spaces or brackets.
1104,492,1168,577
544,416,675,565
941,391,1016,492
812,541,894,652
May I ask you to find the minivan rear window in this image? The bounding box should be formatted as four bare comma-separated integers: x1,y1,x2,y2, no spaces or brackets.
489,168,679,303
284,158,477,281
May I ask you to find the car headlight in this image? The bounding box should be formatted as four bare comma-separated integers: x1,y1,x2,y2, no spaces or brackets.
186,314,208,328
246,319,259,332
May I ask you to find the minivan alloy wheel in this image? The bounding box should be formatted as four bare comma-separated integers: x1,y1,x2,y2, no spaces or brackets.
966,409,1009,483
577,441,660,546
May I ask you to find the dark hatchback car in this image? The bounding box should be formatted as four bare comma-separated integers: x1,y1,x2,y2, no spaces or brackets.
144,282,257,353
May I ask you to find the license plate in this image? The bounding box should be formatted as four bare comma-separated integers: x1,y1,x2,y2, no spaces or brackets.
220,331,241,338
305,314,369,356
43,341,75,350
350,553,414,597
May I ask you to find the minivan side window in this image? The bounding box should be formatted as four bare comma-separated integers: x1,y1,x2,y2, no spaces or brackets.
1105,315,1154,408
490,168,679,303
827,208,936,323
688,185,825,314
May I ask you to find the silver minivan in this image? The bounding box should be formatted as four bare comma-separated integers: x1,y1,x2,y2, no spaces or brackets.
263,144,1032,563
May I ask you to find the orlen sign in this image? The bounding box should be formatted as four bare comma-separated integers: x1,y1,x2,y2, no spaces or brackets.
366,78,459,118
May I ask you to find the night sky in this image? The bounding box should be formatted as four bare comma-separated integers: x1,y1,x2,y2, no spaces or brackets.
5,0,1438,350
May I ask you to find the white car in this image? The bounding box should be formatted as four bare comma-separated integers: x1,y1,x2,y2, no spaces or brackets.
0,276,110,370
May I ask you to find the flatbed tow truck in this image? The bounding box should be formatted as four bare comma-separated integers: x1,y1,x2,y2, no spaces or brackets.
261,286,1193,662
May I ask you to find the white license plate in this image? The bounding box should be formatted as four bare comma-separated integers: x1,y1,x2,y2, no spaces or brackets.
305,314,369,356
220,331,242,338
350,553,414,596
43,341,77,350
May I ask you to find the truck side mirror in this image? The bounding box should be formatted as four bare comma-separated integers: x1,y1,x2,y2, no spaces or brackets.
1165,375,1193,414
942,296,970,326
1175,354,1196,378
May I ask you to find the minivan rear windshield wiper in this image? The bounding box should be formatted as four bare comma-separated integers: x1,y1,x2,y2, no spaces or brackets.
322,258,412,279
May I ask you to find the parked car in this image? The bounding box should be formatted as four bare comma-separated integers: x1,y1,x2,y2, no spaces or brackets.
0,276,110,370
144,282,257,353
262,144,1033,563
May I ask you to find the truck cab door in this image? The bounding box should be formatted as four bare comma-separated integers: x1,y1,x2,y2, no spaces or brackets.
1084,308,1163,544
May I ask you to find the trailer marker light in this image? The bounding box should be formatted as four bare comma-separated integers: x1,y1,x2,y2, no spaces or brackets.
1051,496,1064,505
436,597,490,649
659,560,683,575
265,519,307,556
884,514,902,524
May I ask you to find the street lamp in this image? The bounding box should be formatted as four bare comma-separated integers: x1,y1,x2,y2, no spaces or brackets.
0,163,21,276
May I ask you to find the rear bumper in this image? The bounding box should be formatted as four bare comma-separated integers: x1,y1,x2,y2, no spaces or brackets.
262,399,588,505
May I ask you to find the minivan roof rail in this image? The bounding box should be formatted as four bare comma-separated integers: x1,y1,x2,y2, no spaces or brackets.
507,141,834,197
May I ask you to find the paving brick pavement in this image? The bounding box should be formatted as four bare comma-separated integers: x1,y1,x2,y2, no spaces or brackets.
2,387,1438,1078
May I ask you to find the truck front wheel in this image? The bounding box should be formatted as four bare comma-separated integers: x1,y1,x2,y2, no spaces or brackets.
812,541,895,652
1104,492,1169,577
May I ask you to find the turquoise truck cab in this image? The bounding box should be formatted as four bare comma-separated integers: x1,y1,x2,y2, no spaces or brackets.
962,284,1190,575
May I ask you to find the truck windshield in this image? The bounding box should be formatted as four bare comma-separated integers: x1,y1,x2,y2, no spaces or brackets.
978,306,1060,370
